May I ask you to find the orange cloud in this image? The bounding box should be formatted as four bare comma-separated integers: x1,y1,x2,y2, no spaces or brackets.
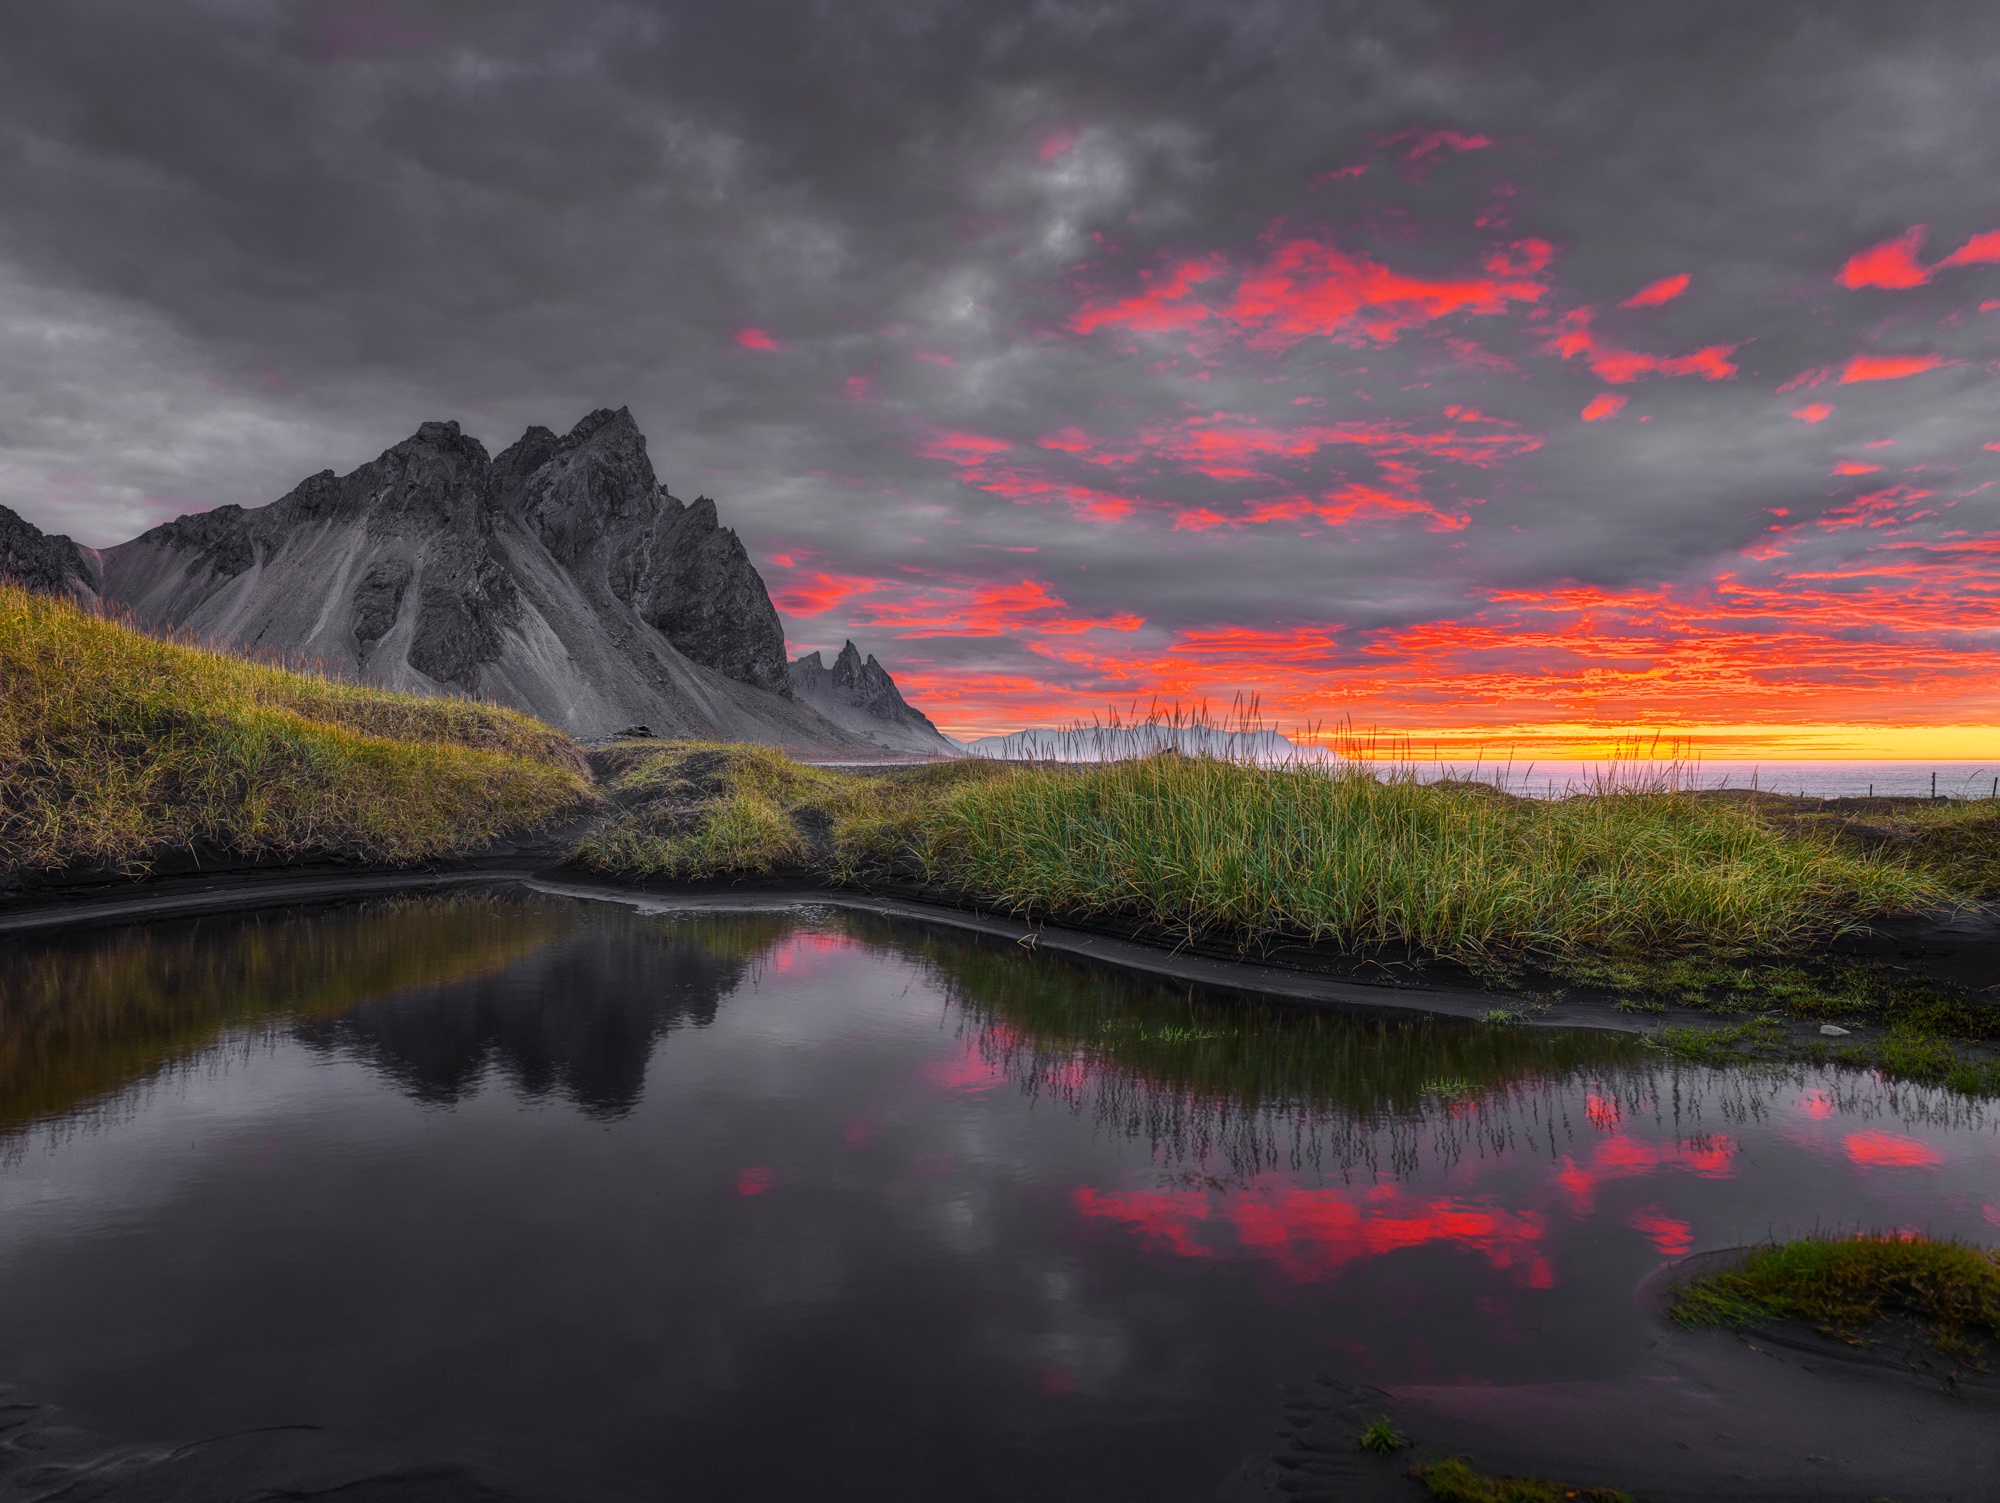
1830,460,1882,475
1837,227,1931,289
1580,393,1628,421
1621,273,1691,308
1790,403,1834,423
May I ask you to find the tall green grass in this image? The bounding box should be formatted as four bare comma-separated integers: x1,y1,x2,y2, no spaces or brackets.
0,582,591,874
896,755,1944,958
578,738,1944,962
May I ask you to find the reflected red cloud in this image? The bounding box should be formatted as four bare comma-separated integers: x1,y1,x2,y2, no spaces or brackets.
735,327,780,351
1628,1208,1694,1255
736,1167,775,1196
1071,1187,1216,1259
925,1050,1005,1095
1844,1130,1942,1168
1790,403,1835,423
1073,1181,1550,1285
1581,393,1628,422
1621,273,1691,308
1841,353,1953,383
1838,227,1931,289
1545,309,1739,384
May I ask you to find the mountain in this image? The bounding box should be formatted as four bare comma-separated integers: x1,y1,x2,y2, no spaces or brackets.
1,410,945,753
788,641,956,757
961,725,1302,762
0,504,101,605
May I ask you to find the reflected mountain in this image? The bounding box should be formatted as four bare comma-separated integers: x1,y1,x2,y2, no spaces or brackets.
294,908,793,1116
0,892,792,1137
0,893,569,1137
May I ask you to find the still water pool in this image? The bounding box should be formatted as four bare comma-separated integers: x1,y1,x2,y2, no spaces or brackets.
1,889,1995,1500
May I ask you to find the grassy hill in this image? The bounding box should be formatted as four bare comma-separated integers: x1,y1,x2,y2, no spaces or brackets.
0,582,591,878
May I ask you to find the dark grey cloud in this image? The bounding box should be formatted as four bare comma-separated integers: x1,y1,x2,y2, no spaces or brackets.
2,0,1997,730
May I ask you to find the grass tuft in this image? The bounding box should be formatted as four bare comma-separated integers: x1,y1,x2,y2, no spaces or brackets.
1357,1416,1410,1453
1672,1233,2000,1358
0,582,591,874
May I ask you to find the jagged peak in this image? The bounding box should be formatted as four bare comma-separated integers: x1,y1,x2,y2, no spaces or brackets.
565,406,641,446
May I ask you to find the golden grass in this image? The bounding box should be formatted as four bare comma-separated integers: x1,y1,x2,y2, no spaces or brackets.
574,739,1944,961
0,582,592,874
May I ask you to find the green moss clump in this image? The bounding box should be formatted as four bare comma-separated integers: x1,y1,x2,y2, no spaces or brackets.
1672,1233,2000,1358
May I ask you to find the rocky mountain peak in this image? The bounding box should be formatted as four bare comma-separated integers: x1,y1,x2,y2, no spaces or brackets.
789,639,954,756
0,504,101,603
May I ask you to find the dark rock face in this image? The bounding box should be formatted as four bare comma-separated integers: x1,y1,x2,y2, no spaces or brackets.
409,531,519,689
350,557,412,659
631,497,791,695
0,504,100,601
498,409,791,695
789,640,955,755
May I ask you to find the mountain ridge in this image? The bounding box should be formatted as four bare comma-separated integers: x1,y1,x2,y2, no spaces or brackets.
2,410,947,754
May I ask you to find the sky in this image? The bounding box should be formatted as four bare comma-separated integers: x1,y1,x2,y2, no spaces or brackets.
3,0,1998,755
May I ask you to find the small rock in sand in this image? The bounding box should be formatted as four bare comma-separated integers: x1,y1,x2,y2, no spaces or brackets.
1820,1024,1851,1036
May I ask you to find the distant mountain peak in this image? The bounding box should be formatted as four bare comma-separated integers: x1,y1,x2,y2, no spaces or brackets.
789,641,954,757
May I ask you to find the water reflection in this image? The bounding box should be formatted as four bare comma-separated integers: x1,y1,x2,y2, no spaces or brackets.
2,891,1997,1503
291,909,793,1116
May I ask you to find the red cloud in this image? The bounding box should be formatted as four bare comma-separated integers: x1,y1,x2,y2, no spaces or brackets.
918,431,1015,464
1835,226,2000,287
1838,227,1931,289
1940,230,2000,267
771,569,881,617
849,576,1144,638
1401,129,1493,160
1226,238,1547,348
735,327,780,351
1840,353,1953,383
1071,255,1226,336
1790,403,1835,423
1581,393,1628,422
1621,273,1691,308
1037,128,1078,163
1545,309,1739,384
1831,460,1883,475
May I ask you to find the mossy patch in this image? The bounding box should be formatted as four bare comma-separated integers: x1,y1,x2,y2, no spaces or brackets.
1414,1457,1632,1503
1672,1233,2000,1362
